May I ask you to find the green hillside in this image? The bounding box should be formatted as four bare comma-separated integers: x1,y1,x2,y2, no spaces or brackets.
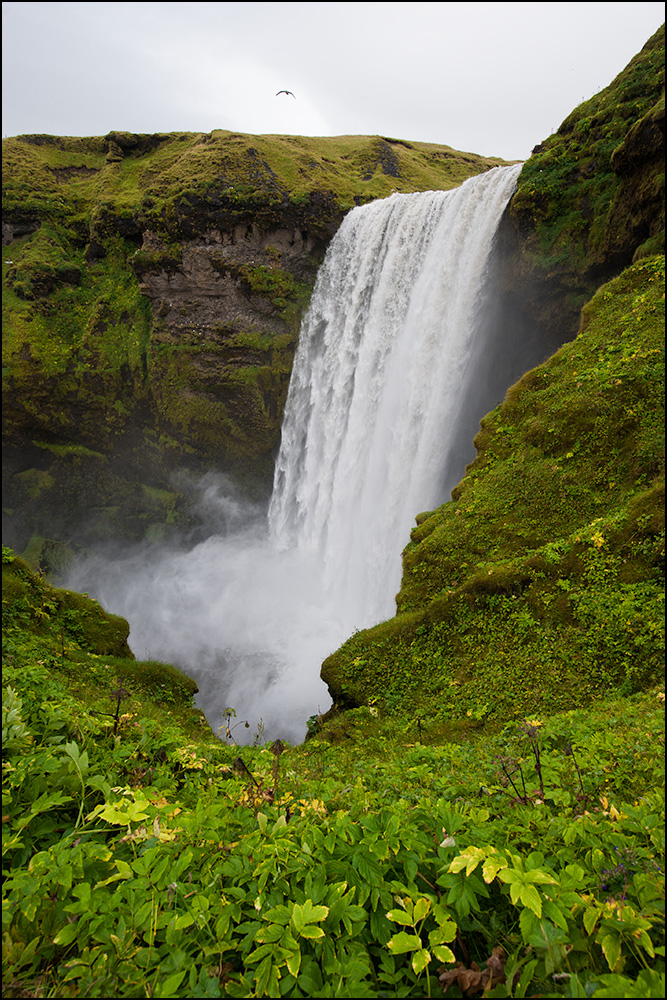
322,255,664,728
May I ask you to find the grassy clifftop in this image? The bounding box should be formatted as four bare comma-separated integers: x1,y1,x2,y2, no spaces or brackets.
2,130,507,241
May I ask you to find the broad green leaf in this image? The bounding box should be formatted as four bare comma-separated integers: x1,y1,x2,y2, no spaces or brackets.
412,948,431,975
255,923,284,945
563,824,579,846
292,901,328,934
636,929,655,958
253,954,276,996
285,950,301,977
99,800,149,825
519,884,543,917
482,856,508,883
600,931,622,971
519,907,541,946
155,969,187,997
543,900,569,932
299,924,325,940
497,868,522,885
247,943,288,965
386,909,414,926
514,958,538,998
413,898,430,923
449,846,486,876
388,932,422,955
590,849,606,873
524,868,557,886
63,741,81,763
263,904,291,926
429,923,457,948
583,905,601,936
433,901,455,926
53,923,79,946
432,945,456,963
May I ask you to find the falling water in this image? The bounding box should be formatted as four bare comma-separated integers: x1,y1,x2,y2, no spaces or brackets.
269,163,523,630
65,163,524,742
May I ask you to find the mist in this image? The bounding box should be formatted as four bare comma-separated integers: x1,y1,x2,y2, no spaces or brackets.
65,472,342,744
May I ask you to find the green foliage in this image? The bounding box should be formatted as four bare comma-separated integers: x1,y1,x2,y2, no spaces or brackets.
1,553,665,997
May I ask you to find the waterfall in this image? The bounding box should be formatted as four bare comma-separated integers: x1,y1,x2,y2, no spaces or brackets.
64,163,524,742
269,163,523,630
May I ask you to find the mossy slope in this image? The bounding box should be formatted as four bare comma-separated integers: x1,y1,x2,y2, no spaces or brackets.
322,255,665,723
2,546,200,728
322,25,665,727
504,24,665,344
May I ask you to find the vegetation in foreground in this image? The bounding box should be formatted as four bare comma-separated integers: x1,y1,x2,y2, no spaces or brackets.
2,547,665,998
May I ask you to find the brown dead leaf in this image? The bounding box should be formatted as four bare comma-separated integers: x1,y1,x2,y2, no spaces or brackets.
439,946,506,996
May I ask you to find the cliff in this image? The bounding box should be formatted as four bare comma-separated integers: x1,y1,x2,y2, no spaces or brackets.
2,132,507,552
498,25,664,349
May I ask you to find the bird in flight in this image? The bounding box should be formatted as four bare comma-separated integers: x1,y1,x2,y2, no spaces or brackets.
276,89,296,98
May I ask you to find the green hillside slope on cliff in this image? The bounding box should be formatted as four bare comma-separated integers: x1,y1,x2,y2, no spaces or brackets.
320,24,665,733
506,24,664,343
322,254,665,727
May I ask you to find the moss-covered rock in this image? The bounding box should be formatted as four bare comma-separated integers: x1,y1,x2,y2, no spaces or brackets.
2,548,133,658
322,255,665,720
502,25,664,347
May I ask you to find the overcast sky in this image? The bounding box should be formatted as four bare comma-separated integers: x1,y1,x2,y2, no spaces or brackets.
2,2,664,160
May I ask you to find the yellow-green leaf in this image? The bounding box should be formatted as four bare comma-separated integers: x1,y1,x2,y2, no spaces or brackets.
600,931,622,971
482,856,508,883
388,932,422,954
412,948,431,975
520,884,543,918
433,945,456,963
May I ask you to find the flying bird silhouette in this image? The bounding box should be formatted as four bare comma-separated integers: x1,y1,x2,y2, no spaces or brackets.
276,89,296,98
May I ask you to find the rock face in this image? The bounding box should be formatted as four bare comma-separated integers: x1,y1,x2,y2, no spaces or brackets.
2,131,507,551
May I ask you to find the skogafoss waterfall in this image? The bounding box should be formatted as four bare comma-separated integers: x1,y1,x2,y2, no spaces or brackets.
65,164,523,743
269,164,523,631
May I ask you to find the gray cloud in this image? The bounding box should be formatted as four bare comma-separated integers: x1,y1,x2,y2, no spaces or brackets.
2,2,665,161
